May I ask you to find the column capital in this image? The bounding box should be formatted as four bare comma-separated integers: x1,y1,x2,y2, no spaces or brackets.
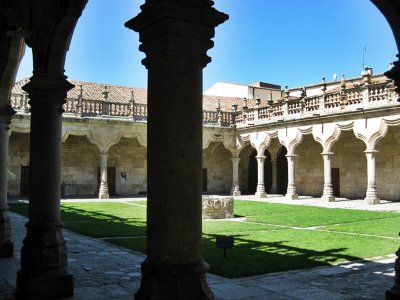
125,1,228,69
230,156,240,163
364,149,379,154
0,104,16,118
255,155,266,163
321,151,334,156
22,76,74,108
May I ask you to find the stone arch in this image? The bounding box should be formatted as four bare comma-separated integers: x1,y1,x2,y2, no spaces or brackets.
247,147,272,194
331,130,366,199
202,142,232,194
296,134,324,197
8,131,30,196
61,134,100,197
108,137,147,196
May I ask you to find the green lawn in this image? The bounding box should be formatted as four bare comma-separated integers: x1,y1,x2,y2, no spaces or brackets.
9,200,400,278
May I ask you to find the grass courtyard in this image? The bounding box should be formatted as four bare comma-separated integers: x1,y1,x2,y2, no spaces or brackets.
9,200,400,278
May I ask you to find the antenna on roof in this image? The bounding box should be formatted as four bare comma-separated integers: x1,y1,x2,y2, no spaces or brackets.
362,46,367,69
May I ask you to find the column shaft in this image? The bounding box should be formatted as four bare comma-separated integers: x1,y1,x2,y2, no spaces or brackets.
286,154,298,200
16,76,74,299
98,152,109,199
0,109,13,257
321,153,335,202
255,155,267,198
126,2,228,299
231,157,241,196
364,150,380,204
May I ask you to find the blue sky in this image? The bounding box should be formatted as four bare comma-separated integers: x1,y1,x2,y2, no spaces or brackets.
16,0,397,91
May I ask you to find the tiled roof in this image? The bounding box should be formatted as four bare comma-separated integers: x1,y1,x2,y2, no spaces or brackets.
12,73,389,111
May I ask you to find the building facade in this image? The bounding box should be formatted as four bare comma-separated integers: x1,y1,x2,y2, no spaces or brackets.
8,69,400,204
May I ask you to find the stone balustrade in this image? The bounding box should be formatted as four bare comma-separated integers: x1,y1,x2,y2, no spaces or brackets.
235,80,399,127
9,79,399,128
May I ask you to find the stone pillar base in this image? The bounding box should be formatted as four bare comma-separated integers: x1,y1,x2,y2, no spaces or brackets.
321,195,335,202
99,193,109,199
233,191,241,196
0,240,13,257
364,197,380,205
16,272,73,300
286,194,298,200
255,191,267,198
135,259,213,300
386,287,400,300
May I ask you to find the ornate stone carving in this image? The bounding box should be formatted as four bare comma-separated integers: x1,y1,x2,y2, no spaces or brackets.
202,195,234,219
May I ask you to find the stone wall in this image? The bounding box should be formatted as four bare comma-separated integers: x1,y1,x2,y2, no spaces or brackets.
109,137,147,195
61,135,99,196
296,135,324,197
331,131,366,199
203,142,232,194
8,132,30,195
376,126,400,201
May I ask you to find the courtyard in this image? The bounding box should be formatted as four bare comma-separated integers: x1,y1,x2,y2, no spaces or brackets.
1,195,398,299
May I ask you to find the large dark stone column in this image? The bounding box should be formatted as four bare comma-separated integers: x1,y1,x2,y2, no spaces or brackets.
126,1,228,299
16,76,74,299
0,105,14,257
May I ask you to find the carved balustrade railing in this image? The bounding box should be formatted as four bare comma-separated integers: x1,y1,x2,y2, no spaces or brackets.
10,80,399,128
233,80,399,127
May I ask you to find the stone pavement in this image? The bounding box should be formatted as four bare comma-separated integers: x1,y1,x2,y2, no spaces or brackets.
0,197,399,299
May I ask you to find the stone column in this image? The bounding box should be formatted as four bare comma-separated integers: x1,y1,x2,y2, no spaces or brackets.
286,154,298,200
321,152,335,202
364,150,380,204
0,107,14,257
270,159,278,194
255,155,267,198
126,2,228,299
16,76,74,299
230,157,241,196
98,152,109,199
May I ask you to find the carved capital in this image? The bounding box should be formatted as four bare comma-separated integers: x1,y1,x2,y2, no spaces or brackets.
22,76,74,111
385,55,400,95
126,1,228,69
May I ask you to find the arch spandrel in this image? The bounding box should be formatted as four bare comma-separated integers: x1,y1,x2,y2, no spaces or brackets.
312,123,341,153
278,127,303,155
249,131,271,155
353,117,389,151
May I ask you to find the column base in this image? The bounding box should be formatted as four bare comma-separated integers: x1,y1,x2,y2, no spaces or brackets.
364,197,380,205
135,259,213,300
286,194,298,200
0,240,13,257
233,191,241,197
99,193,110,199
321,195,335,202
255,191,267,198
386,287,400,300
16,271,73,300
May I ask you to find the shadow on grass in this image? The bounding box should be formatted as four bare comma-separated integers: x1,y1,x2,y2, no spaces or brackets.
203,233,360,278
9,202,147,238
8,202,377,279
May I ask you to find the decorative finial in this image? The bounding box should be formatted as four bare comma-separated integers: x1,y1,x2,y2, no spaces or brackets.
242,97,248,110
216,97,221,110
340,74,346,90
102,85,109,100
130,91,135,103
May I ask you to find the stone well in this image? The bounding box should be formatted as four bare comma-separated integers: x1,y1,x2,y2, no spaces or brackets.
202,195,234,219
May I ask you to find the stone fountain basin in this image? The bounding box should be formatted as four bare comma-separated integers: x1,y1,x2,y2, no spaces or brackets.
202,195,234,219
